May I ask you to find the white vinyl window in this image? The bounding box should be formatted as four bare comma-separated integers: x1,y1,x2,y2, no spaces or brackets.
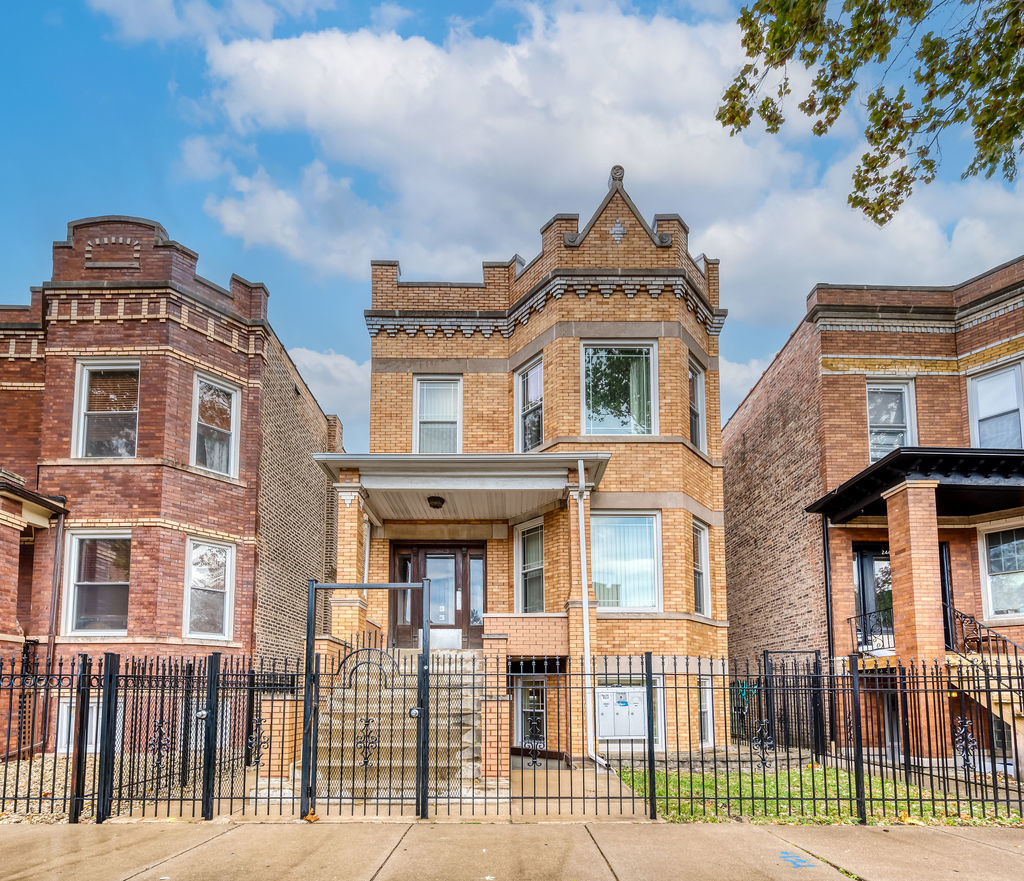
582,343,657,435
698,677,714,748
516,358,544,452
866,379,916,462
692,520,710,616
515,519,545,613
514,678,547,748
184,538,234,639
980,526,1024,620
191,373,240,477
970,365,1023,449
688,360,706,452
66,532,131,635
74,360,139,458
591,512,662,611
413,376,462,453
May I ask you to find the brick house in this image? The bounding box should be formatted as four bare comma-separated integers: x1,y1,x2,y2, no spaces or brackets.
313,166,728,764
0,216,341,662
724,256,1024,669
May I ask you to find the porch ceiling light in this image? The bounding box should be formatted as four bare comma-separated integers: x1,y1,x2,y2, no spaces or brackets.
427,495,445,509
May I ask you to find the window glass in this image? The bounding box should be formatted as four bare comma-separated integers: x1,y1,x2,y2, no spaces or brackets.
519,679,546,748
584,346,653,435
688,363,705,450
974,369,1023,448
692,523,708,615
426,554,456,624
73,537,130,632
591,514,658,609
82,368,138,457
188,541,230,636
195,379,235,474
520,361,543,452
469,557,484,626
417,379,459,452
698,678,713,746
986,528,1024,617
520,524,544,613
867,385,910,462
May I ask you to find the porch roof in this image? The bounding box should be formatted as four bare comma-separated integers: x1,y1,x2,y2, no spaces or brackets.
313,452,611,523
806,447,1024,524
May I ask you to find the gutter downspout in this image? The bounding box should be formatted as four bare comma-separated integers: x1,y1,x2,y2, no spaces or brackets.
46,512,65,661
362,513,371,587
576,458,607,768
820,514,835,665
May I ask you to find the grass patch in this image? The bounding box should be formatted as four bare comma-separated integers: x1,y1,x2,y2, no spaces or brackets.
618,765,1024,824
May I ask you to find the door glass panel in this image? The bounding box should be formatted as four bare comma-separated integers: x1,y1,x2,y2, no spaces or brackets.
469,557,484,626
397,555,412,624
426,554,456,625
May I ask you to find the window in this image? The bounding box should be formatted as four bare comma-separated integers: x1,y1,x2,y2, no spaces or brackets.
692,521,710,616
591,513,661,610
698,677,714,748
970,365,1023,448
688,361,706,451
582,344,656,435
192,373,239,477
56,698,101,754
981,527,1024,619
67,534,131,635
184,539,234,639
469,556,484,626
516,520,544,613
413,377,461,453
515,678,546,749
866,380,915,462
75,361,139,458
517,359,543,452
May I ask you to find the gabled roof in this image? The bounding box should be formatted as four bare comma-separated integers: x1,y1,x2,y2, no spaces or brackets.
563,165,674,249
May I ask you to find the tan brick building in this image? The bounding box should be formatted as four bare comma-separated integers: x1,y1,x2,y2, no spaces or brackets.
314,167,729,759
724,255,1024,669
0,216,341,661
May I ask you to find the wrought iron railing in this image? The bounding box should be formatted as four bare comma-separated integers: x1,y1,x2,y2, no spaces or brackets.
849,608,895,653
952,608,1024,670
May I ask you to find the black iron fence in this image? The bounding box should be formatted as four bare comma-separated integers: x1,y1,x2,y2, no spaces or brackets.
849,608,896,653
2,645,1022,822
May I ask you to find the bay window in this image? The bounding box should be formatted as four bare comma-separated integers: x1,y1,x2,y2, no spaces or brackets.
192,373,239,477
185,538,234,639
517,359,543,452
982,527,1024,619
75,361,139,458
692,521,710,616
971,365,1023,448
583,344,656,435
591,512,661,610
414,376,461,453
688,361,706,451
67,533,131,634
866,380,915,462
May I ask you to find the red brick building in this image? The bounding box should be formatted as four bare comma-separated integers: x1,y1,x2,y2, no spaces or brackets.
724,256,1024,668
0,216,341,661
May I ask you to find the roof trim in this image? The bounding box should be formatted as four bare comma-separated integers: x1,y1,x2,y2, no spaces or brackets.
564,166,672,250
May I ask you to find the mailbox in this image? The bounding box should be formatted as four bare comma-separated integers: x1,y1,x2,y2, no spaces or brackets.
596,686,647,739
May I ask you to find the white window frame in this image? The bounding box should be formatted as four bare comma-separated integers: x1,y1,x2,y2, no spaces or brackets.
513,677,547,748
190,371,242,479
865,378,917,463
977,518,1024,624
412,375,463,453
71,358,140,459
63,529,132,637
698,676,714,748
692,519,711,617
514,356,544,453
688,359,707,452
590,510,664,612
580,341,659,436
595,676,666,748
183,537,236,640
968,362,1024,449
514,517,545,614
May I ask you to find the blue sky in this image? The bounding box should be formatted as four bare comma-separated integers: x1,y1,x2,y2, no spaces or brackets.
3,1,1022,451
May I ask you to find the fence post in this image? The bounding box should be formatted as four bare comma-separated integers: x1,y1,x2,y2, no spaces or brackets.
417,649,430,819
849,656,867,824
644,651,658,820
897,664,913,792
181,660,194,789
812,652,826,761
201,652,222,821
300,580,317,819
68,653,92,824
244,667,257,766
95,652,120,823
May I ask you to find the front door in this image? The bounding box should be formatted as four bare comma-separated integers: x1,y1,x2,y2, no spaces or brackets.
389,543,485,649
853,543,893,649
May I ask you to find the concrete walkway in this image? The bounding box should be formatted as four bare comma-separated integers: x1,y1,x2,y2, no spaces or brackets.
2,820,1023,881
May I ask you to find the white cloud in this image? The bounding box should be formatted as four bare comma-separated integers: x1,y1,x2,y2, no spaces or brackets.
719,355,773,423
178,135,237,180
288,347,371,451
370,2,412,33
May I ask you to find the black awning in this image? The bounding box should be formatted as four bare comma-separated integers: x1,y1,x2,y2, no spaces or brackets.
806,448,1024,524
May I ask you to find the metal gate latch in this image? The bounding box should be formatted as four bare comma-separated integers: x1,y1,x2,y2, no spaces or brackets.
408,707,421,718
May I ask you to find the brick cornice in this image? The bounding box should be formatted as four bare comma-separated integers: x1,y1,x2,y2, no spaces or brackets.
881,479,941,500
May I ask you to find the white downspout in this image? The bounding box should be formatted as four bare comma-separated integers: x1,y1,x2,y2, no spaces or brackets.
576,458,607,768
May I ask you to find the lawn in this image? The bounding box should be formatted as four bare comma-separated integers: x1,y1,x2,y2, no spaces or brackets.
618,764,1024,824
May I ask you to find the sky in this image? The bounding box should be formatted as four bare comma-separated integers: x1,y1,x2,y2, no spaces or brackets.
3,1,1022,452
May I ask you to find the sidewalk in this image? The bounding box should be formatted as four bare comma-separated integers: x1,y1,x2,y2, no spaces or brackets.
2,820,1023,881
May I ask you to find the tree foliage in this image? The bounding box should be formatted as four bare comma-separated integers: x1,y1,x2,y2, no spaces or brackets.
717,0,1024,223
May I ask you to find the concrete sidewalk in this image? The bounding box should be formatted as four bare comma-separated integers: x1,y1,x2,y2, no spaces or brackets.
1,820,1023,881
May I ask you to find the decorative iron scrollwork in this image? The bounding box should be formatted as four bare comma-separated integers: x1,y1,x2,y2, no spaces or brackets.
523,713,546,767
953,716,977,772
247,716,269,767
355,717,379,767
148,720,171,771
752,719,775,770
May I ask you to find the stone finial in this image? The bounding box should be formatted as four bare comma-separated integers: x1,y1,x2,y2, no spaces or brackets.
609,165,625,187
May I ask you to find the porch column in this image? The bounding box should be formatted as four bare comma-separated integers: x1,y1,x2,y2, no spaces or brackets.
882,480,945,662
